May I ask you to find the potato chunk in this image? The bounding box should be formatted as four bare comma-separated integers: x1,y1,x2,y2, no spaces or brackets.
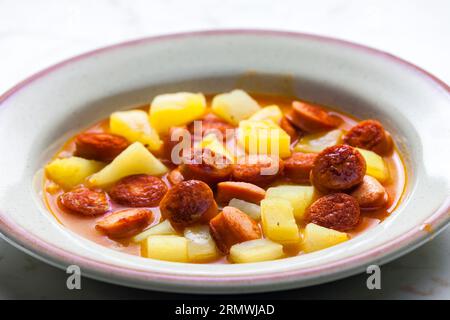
197,133,234,162
132,220,177,243
265,185,315,221
356,148,390,183
238,120,291,158
302,223,349,253
110,110,162,151
149,92,206,134
248,105,283,124
212,90,260,125
294,129,343,153
142,235,188,262
184,225,219,262
45,157,104,190
261,198,300,245
88,142,168,187
230,239,284,263
228,198,261,221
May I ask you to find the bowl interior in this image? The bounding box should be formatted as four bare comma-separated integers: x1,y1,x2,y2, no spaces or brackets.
0,31,449,292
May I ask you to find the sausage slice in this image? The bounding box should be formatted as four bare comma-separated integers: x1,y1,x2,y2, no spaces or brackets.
350,175,388,209
232,155,284,188
216,181,266,205
167,168,185,185
209,206,261,254
286,101,342,133
179,148,233,186
311,145,366,192
343,120,393,155
306,193,360,232
160,180,218,229
60,185,110,216
109,174,168,207
74,133,129,162
188,113,235,138
280,116,300,141
284,152,318,184
96,208,153,238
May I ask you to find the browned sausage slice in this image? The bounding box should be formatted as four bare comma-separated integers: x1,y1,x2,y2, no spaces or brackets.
232,155,284,188
284,152,318,184
179,148,233,186
343,119,393,155
350,175,388,209
216,181,266,205
109,174,168,207
285,101,342,133
167,168,185,185
209,206,261,254
60,185,110,216
306,193,360,231
160,180,218,229
311,145,366,192
280,116,300,141
96,208,153,238
74,133,129,162
188,113,235,139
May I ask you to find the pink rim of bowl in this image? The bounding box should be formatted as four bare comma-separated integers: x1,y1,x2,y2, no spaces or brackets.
0,30,449,293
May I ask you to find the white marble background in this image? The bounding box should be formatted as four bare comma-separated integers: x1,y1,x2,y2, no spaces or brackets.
0,0,449,299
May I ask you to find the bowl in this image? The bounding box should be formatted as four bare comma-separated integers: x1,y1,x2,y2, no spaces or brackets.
0,30,449,294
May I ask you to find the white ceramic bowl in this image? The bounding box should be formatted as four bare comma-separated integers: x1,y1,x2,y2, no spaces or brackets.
0,30,449,294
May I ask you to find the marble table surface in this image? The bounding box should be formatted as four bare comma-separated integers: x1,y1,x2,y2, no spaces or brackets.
0,0,449,299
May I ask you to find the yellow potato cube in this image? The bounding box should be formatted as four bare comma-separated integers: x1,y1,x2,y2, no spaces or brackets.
248,105,283,124
197,133,234,162
302,223,349,253
132,220,177,243
230,239,284,263
265,185,315,221
238,120,291,158
45,157,104,190
142,235,188,262
261,198,300,245
356,148,390,183
89,142,168,187
184,225,219,262
110,110,162,151
149,92,206,134
294,129,343,153
211,89,261,125
228,198,261,221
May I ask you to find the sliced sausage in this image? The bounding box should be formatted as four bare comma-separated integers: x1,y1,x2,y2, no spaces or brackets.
285,101,342,133
350,175,388,209
306,193,360,232
216,181,266,205
160,180,218,229
280,116,300,141
167,168,185,185
284,152,318,184
188,113,235,139
209,206,261,254
60,185,110,216
311,145,366,192
179,148,233,186
232,155,284,188
96,208,153,238
109,174,168,207
74,133,129,162
343,119,393,155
